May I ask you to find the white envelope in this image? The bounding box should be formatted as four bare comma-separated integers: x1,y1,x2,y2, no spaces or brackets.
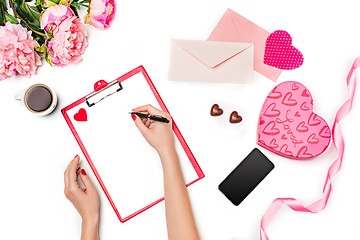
168,39,254,83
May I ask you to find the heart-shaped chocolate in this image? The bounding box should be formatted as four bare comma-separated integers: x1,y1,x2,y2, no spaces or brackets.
74,108,87,122
257,81,331,159
264,30,304,70
210,104,223,116
229,111,242,123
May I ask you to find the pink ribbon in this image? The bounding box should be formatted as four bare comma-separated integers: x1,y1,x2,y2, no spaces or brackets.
260,57,359,240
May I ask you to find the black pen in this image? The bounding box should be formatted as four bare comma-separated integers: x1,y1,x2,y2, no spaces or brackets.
129,112,170,123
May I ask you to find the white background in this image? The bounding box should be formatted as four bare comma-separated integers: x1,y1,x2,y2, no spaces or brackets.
0,0,360,239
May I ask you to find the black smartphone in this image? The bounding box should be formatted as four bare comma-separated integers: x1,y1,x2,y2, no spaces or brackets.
218,148,274,206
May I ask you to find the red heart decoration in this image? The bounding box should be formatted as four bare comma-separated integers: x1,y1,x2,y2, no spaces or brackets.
280,144,293,156
307,133,319,144
269,139,279,149
263,103,280,117
282,92,297,106
300,102,310,111
74,108,87,122
263,30,304,70
257,81,331,159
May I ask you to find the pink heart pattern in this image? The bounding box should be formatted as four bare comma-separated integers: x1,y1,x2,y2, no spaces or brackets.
264,30,304,70
257,81,331,159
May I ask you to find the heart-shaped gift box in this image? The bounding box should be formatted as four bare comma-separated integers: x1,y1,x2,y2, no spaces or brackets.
257,81,331,159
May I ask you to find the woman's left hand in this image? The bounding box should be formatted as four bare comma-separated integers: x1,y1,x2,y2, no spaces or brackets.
64,155,100,225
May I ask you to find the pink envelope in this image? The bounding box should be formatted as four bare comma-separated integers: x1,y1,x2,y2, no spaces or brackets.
168,39,254,84
208,9,282,82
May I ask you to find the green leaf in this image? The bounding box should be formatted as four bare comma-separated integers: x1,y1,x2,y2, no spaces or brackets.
0,0,7,9
34,0,42,6
35,44,47,57
5,12,19,24
35,44,52,65
0,10,4,26
10,0,46,40
13,0,42,27
45,55,52,66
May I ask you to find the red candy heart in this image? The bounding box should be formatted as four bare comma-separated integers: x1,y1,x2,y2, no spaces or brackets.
264,30,304,70
257,81,331,159
74,108,87,122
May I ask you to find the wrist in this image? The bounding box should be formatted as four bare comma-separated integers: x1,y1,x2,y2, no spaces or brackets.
82,214,99,229
81,215,99,240
158,147,182,171
157,145,176,160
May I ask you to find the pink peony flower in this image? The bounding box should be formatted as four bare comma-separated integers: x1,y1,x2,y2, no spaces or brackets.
0,22,41,80
40,4,74,32
84,0,115,29
40,5,88,67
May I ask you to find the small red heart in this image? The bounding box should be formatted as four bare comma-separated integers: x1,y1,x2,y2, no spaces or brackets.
264,30,304,70
300,102,310,111
296,146,313,158
270,139,279,148
292,83,299,91
263,103,280,117
210,104,223,116
262,121,280,135
74,108,87,122
308,112,321,126
296,121,309,132
229,111,242,124
301,89,310,97
268,88,282,99
307,133,319,144
280,144,293,155
282,92,297,106
319,126,331,138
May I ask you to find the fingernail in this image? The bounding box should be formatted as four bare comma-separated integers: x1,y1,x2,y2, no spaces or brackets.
81,169,86,175
74,155,79,159
131,114,136,121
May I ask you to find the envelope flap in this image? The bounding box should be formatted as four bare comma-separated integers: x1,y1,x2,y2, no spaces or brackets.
173,40,253,68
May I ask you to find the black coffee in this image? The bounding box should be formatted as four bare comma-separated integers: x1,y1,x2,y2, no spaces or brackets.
25,85,53,112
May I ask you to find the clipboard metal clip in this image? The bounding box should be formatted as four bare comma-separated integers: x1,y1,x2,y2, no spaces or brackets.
86,80,123,107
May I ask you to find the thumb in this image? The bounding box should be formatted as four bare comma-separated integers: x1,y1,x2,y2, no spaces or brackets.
79,169,96,192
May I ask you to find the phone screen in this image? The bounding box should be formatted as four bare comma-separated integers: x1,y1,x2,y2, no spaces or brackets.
218,148,274,206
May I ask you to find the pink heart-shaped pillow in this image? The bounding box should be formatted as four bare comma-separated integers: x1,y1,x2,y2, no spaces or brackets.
74,108,87,122
264,30,304,70
257,81,330,159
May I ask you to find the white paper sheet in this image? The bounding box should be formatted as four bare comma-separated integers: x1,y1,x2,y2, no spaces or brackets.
66,72,199,218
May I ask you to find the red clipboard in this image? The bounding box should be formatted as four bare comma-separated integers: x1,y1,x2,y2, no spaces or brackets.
62,66,204,222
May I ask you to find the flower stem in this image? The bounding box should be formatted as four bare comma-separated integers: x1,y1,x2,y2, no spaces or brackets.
9,0,46,36
72,2,88,7
1,7,5,25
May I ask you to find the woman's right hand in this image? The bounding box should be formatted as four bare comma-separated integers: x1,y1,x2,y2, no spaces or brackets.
132,104,175,157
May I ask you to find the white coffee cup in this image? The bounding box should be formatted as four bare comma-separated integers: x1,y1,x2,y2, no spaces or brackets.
15,83,58,116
